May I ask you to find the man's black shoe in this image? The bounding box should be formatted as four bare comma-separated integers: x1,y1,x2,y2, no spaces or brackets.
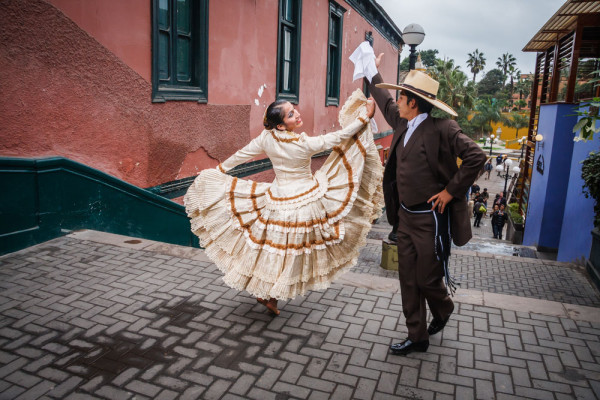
389,339,429,355
388,230,398,242
427,315,451,336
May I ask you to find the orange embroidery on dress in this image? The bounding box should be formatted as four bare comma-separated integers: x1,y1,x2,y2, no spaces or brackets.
267,181,320,201
270,130,299,143
228,142,368,248
355,138,367,158
218,164,226,173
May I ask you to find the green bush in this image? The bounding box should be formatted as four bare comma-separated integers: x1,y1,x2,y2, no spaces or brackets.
508,202,523,224
582,151,600,227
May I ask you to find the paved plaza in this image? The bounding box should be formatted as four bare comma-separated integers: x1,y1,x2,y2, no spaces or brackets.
0,225,599,399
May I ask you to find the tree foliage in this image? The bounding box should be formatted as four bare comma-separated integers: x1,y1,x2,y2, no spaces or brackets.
399,49,439,71
477,69,504,96
581,151,600,227
470,98,503,137
505,112,529,138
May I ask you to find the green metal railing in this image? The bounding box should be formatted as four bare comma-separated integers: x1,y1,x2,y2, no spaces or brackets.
0,157,199,255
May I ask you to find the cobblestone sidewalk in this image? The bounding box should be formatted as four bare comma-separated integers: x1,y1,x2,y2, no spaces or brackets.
0,233,599,399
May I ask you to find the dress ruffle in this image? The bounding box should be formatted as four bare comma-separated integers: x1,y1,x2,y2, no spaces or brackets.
184,90,384,300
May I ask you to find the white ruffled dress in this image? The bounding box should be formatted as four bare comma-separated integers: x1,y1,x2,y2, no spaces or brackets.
184,90,384,300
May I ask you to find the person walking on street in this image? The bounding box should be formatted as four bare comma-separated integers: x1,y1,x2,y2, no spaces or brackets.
484,159,493,179
491,204,500,238
481,188,489,207
366,52,486,356
473,197,485,227
495,204,508,239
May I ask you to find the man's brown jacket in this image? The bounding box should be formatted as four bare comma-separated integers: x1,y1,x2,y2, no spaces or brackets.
369,73,486,246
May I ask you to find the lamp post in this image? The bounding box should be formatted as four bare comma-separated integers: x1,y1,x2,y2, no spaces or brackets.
488,134,495,156
518,136,527,160
402,24,425,70
496,159,520,195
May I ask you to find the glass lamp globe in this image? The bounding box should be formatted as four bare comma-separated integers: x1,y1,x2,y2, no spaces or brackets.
512,166,521,174
402,24,425,45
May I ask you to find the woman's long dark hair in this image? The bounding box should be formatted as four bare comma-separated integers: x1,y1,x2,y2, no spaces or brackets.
263,100,288,130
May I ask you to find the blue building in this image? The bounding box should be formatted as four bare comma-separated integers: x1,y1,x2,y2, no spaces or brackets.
518,1,600,269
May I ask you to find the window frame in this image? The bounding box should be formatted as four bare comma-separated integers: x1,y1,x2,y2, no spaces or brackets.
276,0,303,104
362,31,374,98
151,0,209,103
325,1,346,106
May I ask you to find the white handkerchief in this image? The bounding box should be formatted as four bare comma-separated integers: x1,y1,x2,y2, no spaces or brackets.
349,41,377,82
370,118,378,134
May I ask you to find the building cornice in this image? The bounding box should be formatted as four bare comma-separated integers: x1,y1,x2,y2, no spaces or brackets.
345,0,403,49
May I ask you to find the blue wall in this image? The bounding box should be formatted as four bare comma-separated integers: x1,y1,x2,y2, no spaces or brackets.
558,107,600,263
523,104,577,250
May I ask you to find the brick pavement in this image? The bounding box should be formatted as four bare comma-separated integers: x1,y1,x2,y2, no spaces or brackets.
0,233,599,399
360,225,600,308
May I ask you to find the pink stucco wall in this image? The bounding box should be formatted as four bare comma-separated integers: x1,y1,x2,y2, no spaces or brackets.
205,0,399,140
48,0,151,82
0,0,399,189
0,0,248,187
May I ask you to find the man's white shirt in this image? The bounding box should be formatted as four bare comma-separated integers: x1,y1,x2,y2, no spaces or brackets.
404,112,428,146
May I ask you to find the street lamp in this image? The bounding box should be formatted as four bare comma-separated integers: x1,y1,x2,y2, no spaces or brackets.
402,23,425,70
518,136,527,160
496,158,520,195
488,134,495,156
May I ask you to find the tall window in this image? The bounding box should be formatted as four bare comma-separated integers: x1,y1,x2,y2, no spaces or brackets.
277,0,302,103
326,1,345,106
151,0,208,102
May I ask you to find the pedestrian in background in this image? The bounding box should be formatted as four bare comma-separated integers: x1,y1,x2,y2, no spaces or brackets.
473,197,485,227
491,204,500,238
495,204,508,239
481,188,489,207
484,159,493,179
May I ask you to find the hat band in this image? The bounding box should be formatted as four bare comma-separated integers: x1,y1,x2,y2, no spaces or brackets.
402,84,436,100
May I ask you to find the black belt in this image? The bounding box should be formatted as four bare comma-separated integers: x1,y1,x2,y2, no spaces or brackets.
401,201,432,212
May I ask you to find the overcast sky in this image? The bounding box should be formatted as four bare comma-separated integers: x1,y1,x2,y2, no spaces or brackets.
376,0,566,79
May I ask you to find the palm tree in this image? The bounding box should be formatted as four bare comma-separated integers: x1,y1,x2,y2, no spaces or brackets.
428,58,476,117
515,76,532,106
496,53,517,87
505,112,529,138
508,65,521,107
467,49,486,83
471,98,502,138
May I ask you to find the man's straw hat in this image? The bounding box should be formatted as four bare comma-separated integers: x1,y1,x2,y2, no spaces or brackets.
375,70,457,117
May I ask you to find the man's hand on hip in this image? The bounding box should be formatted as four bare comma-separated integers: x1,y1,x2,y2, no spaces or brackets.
428,189,454,214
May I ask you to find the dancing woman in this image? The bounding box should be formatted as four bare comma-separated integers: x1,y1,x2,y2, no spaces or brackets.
184,91,384,315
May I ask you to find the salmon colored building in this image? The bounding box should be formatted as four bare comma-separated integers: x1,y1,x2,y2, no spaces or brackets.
0,0,403,196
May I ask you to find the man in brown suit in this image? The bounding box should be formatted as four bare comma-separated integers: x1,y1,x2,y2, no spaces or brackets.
368,54,486,355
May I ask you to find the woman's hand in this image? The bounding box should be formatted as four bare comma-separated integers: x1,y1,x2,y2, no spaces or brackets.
366,97,376,118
